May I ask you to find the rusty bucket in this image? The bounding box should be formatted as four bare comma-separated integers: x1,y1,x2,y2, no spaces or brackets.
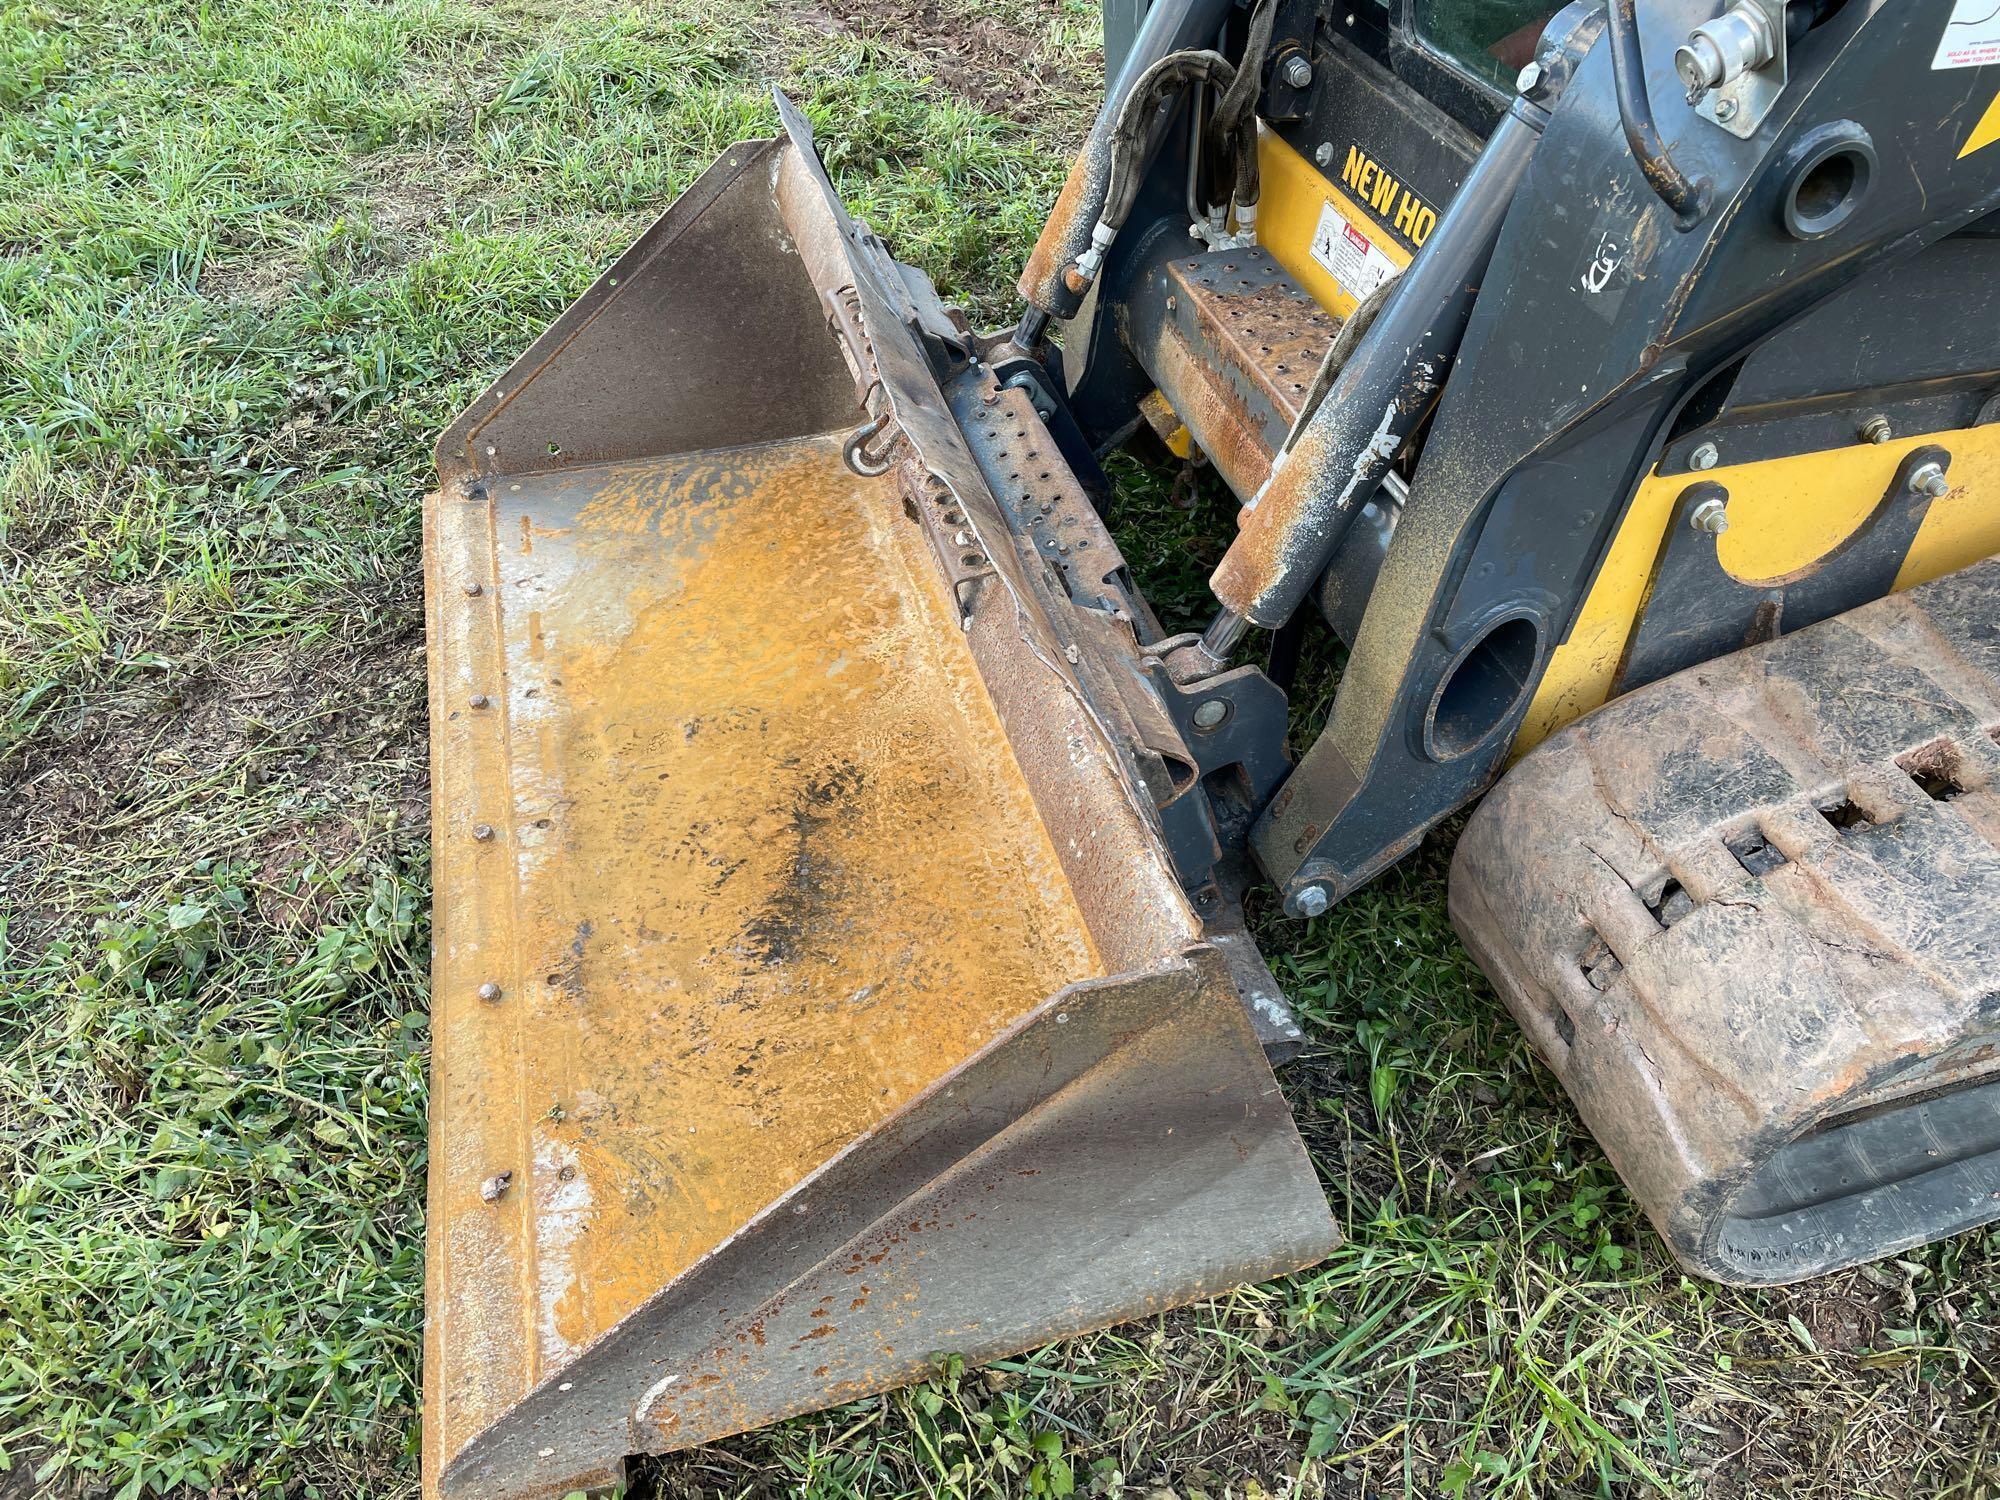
420,100,1338,1499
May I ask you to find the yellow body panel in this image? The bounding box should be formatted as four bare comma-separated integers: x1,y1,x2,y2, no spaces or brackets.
1255,126,1413,321
1517,422,2000,751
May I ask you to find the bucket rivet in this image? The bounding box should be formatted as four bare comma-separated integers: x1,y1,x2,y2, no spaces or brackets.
481,1170,512,1202
1056,1012,1069,1024
477,981,503,1002
463,581,483,597
558,1165,576,1183
469,693,491,709
473,823,495,841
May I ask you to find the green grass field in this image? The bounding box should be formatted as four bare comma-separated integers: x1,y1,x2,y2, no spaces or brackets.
2,0,1995,1495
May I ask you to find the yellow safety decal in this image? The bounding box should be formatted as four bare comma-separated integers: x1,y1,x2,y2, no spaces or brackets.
1962,87,2000,158
1515,420,2000,753
1255,127,1412,321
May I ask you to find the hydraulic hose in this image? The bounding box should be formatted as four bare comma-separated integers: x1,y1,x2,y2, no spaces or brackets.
1064,45,1260,299
1607,0,1707,223
1017,0,1238,319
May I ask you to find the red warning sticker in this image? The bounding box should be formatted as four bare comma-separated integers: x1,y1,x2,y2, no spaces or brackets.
1309,204,1398,304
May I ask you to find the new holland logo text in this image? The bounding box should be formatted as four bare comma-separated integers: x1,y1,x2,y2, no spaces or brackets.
1338,145,1438,248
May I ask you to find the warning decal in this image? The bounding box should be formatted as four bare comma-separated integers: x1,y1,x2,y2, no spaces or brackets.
1936,0,2000,70
1309,202,1399,305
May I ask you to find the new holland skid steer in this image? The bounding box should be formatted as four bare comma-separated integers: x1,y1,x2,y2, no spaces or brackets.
420,0,2000,1492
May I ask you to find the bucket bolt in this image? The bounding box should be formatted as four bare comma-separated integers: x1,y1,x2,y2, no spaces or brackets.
1909,461,1952,499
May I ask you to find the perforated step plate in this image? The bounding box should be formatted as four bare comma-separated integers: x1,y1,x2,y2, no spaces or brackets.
1452,559,2000,1284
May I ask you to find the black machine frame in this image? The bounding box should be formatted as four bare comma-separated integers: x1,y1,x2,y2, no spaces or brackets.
1067,0,2000,916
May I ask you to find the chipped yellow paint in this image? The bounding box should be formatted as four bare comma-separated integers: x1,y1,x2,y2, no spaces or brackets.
422,434,1104,1484
1139,387,1196,459
1254,125,1412,322
1517,421,2000,752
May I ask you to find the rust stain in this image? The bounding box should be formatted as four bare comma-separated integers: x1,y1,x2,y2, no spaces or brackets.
1019,142,1106,313
424,432,1105,1472
1139,258,1341,503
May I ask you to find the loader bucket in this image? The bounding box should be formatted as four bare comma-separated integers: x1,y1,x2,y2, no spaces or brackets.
421,99,1338,1499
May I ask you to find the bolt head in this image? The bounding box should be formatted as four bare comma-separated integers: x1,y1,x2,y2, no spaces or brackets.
1690,442,1720,471
1909,461,1951,499
1859,415,1893,445
1690,497,1729,535
1314,142,1334,167
1282,54,1313,89
1515,61,1543,96
1714,97,1739,123
1192,698,1230,730
468,692,491,710
477,981,503,1002
473,823,495,842
1294,884,1331,919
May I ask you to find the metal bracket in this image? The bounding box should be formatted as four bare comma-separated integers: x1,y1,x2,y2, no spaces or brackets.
1140,639,1294,855
1614,446,1948,694
1686,0,1788,141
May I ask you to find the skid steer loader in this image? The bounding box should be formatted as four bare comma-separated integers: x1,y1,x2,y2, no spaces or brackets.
420,1,2000,1492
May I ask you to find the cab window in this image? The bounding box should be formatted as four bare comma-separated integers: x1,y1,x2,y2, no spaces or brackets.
1410,0,1561,92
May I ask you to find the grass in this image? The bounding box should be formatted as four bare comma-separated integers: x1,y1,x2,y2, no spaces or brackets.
0,0,1994,1496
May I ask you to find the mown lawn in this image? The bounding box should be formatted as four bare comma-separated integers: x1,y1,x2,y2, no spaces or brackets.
1,0,1994,1496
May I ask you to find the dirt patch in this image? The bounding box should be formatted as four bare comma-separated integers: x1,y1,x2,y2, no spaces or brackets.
197,250,310,309
829,0,1097,124
201,137,480,309
0,586,427,955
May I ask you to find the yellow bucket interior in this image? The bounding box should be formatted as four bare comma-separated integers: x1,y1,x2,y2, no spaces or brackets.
421,431,1107,1480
